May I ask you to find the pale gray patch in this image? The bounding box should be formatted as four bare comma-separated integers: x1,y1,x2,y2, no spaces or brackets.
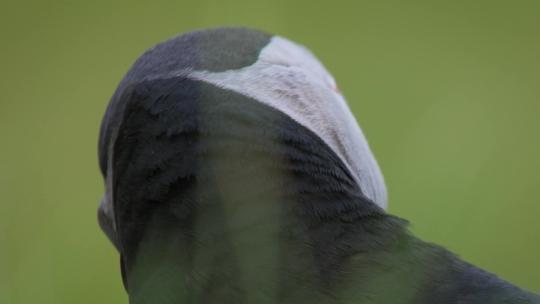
188,36,388,209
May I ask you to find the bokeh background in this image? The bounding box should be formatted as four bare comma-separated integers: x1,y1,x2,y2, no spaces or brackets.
1,0,539,303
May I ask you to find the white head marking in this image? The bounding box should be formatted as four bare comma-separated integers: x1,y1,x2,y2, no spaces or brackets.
188,36,388,209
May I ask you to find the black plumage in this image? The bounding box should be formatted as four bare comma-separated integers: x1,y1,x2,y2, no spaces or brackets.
98,28,540,304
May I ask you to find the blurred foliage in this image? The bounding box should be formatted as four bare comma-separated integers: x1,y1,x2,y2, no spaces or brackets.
0,0,539,303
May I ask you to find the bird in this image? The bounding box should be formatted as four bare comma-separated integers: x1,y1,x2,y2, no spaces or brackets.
97,27,540,304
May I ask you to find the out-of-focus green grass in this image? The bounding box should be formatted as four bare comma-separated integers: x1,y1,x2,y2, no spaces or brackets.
0,1,538,303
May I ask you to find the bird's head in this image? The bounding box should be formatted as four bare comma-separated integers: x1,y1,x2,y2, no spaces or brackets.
98,27,387,253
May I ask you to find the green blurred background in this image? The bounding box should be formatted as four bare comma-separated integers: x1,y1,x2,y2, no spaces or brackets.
1,0,539,303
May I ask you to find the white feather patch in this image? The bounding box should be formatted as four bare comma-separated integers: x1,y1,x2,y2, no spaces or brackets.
188,36,388,209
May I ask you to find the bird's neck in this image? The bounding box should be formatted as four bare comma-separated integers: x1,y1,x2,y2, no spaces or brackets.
124,183,411,303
